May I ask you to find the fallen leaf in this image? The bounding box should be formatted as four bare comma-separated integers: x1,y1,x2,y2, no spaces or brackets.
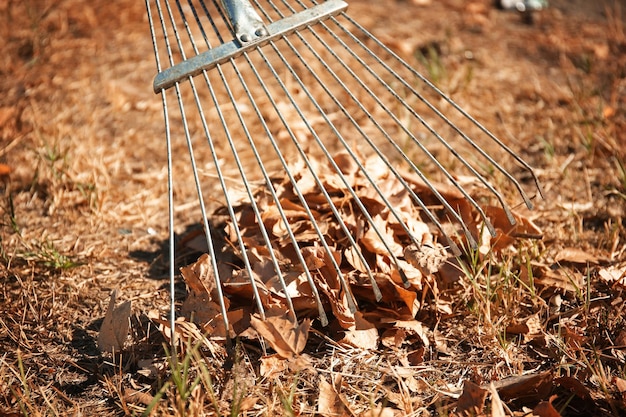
456,380,487,415
98,289,131,353
598,265,626,288
360,405,397,417
488,382,506,417
250,308,311,359
403,243,447,275
521,262,583,293
533,395,561,417
489,371,553,402
259,354,288,378
318,376,347,417
555,376,590,400
180,253,223,302
555,247,603,265
393,320,430,347
341,312,379,350
614,376,626,393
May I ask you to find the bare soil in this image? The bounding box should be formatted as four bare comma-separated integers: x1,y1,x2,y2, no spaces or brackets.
1,0,625,415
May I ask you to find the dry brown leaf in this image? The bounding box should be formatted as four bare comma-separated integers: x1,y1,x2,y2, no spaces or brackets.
532,395,561,417
456,380,487,415
598,265,626,288
490,371,553,402
555,247,603,265
506,314,543,342
341,312,379,350
485,205,543,238
148,312,226,355
403,243,447,275
488,382,506,417
302,245,328,270
393,320,430,347
123,388,154,406
521,262,583,293
250,308,311,359
97,289,131,353
344,245,369,273
360,214,403,257
181,291,226,336
360,406,397,417
318,376,348,417
555,376,590,400
614,376,626,393
180,253,221,301
259,354,288,379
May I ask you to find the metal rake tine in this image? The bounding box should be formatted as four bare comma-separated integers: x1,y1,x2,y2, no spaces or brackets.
233,51,381,312
273,18,480,248
324,16,524,224
313,16,499,239
251,38,415,290
263,6,467,254
250,3,389,294
195,0,327,323
249,47,361,312
146,0,179,349
166,0,285,326
184,0,304,323
337,10,544,208
214,0,360,314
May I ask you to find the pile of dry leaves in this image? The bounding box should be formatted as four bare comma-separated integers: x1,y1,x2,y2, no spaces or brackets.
162,151,541,357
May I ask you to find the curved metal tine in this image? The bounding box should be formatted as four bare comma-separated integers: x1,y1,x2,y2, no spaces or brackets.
247,48,383,311
168,0,267,325
247,23,412,289
203,0,332,322
338,11,543,208
267,0,464,255
192,0,316,323
188,0,302,323
250,1,386,297
314,17,499,238
325,18,522,224
147,0,179,350
256,48,363,311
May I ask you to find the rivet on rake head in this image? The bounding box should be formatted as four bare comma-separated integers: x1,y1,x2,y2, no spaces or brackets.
255,27,268,37
239,33,251,43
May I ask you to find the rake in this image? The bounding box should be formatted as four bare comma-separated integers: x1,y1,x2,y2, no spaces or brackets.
145,0,542,338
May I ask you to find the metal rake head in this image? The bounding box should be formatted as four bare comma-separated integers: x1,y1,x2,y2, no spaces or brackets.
146,0,543,333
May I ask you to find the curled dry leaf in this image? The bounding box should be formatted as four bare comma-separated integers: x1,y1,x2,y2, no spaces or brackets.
340,312,379,350
318,376,348,417
598,265,626,288
555,376,591,400
488,382,506,417
456,380,487,415
555,247,605,265
250,308,311,359
403,243,448,275
260,354,288,379
533,395,562,417
97,289,131,353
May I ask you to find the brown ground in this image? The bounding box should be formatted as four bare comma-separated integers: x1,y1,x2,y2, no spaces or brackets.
1,0,625,416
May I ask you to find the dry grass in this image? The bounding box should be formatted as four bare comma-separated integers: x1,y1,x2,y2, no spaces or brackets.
1,0,625,416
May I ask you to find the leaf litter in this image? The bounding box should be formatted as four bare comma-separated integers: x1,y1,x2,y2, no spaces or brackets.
177,152,536,351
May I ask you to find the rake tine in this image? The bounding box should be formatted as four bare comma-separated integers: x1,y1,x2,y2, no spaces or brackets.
339,9,544,206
